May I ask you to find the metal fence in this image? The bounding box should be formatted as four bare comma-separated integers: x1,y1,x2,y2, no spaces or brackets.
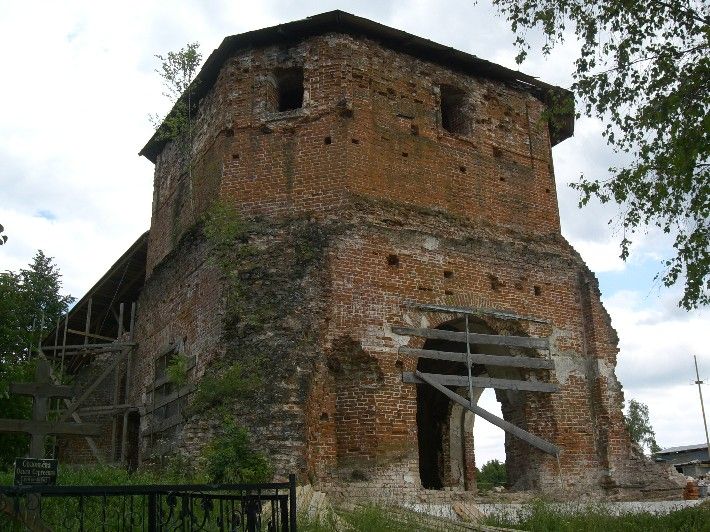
0,475,296,531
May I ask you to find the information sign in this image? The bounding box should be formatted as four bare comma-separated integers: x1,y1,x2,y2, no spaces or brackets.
13,457,58,486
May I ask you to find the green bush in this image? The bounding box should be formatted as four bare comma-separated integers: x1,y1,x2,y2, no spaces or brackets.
166,352,189,385
476,459,507,493
203,420,272,483
189,361,262,413
0,361,34,470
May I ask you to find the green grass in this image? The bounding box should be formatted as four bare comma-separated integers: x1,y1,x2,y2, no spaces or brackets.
483,500,710,532
299,504,425,532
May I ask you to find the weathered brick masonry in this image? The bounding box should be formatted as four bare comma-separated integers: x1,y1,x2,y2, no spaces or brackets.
62,11,683,501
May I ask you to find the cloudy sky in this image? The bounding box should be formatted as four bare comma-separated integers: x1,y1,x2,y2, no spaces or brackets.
1,0,707,466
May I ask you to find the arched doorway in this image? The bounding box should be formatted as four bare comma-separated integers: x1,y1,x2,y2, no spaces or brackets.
416,317,524,491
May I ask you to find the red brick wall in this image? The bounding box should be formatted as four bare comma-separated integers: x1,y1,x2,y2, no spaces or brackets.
132,30,680,499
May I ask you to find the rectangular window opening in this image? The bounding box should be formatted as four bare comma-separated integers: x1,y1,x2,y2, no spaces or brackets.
275,67,304,112
440,85,469,135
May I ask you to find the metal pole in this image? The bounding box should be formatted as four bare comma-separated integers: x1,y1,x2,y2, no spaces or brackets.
465,314,474,403
693,355,710,461
289,473,297,532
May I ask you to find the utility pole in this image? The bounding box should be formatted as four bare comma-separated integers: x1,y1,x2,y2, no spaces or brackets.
693,355,710,461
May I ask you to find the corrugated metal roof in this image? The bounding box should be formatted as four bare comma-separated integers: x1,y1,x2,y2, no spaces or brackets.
656,443,709,455
140,10,574,163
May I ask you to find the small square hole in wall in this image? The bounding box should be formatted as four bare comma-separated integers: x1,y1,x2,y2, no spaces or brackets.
545,188,551,193
459,166,466,173
232,153,240,160
387,254,400,267
324,136,332,145
410,124,419,136
440,84,470,135
274,67,304,112
395,360,403,370
500,177,506,182
443,270,454,279
444,289,454,295
225,128,234,137
320,412,329,421
402,152,408,157
351,138,360,144
534,285,542,296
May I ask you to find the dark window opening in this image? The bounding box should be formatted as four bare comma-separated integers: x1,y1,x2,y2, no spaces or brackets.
275,67,304,112
534,285,542,296
387,254,400,267
440,85,469,135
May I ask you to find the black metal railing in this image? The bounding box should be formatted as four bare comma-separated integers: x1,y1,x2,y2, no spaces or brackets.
0,474,296,531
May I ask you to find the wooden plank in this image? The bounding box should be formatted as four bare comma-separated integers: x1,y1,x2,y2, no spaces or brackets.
146,357,196,391
59,352,124,422
392,326,549,350
38,352,104,463
399,346,554,370
415,371,560,456
402,372,559,393
144,383,197,414
142,413,183,436
0,419,102,436
67,328,117,342
42,342,134,351
10,383,74,398
76,404,135,415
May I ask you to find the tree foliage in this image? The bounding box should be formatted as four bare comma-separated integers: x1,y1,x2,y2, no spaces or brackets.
149,42,202,143
476,459,507,492
491,0,709,309
0,223,7,245
0,251,73,468
0,251,74,365
624,399,661,454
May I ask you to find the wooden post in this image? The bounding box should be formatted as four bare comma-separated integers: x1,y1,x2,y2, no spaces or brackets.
0,359,100,457
120,303,136,463
60,313,69,379
84,298,92,347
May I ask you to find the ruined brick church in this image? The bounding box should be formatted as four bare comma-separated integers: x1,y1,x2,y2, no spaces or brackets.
48,11,682,501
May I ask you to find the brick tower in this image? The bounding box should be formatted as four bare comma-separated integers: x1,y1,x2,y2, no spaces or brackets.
123,11,682,501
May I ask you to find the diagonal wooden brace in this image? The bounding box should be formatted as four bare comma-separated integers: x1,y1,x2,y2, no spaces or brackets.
414,370,560,457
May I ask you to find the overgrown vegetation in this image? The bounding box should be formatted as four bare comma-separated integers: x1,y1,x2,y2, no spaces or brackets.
203,419,272,483
165,352,190,386
476,459,507,493
149,42,202,143
0,251,74,469
483,500,710,531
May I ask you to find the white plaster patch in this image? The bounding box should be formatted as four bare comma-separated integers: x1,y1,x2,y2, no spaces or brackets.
553,355,587,385
423,236,439,250
381,323,411,349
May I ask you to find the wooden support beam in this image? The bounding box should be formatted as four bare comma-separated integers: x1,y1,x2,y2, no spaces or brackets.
142,413,183,436
402,372,559,393
414,370,560,456
10,383,74,398
84,298,92,347
399,346,554,370
38,351,104,463
42,342,134,352
392,326,549,350
144,383,197,414
76,404,135,415
59,352,124,422
67,329,117,342
0,419,101,436
121,302,136,464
